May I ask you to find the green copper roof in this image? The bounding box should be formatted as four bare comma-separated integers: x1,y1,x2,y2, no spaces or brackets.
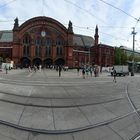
0,30,13,42
73,34,94,47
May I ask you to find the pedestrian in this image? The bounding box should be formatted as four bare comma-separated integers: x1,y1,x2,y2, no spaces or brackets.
82,68,85,79
33,65,37,72
58,65,62,77
89,66,93,77
94,67,97,77
113,68,117,82
5,64,8,74
28,65,32,72
86,67,89,77
39,64,42,72
77,67,80,75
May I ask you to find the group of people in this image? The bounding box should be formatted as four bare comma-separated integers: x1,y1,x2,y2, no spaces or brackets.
28,65,42,72
27,64,117,82
78,65,100,79
79,65,117,83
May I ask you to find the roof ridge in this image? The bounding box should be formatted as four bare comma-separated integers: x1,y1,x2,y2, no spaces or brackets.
0,30,12,32
74,34,93,38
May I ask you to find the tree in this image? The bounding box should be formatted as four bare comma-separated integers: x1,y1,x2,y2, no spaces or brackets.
134,56,140,62
114,47,121,65
128,54,133,61
121,51,128,65
114,47,128,65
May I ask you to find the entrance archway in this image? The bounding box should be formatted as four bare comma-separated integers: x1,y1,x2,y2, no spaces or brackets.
43,58,53,68
20,57,31,68
54,58,65,66
32,58,42,67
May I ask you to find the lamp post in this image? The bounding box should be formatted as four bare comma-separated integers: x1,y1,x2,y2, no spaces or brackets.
131,27,137,76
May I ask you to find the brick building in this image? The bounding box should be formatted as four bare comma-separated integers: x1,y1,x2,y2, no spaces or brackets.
91,25,115,67
0,16,114,68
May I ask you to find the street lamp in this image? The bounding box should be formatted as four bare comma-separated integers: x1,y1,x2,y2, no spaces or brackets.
131,27,137,76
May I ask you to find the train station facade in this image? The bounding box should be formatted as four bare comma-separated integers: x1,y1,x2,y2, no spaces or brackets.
0,16,114,68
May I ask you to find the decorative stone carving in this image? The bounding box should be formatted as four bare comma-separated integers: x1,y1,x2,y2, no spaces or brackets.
13,17,19,31
68,20,73,33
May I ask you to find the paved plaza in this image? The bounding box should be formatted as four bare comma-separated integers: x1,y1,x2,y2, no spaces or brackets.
0,68,140,140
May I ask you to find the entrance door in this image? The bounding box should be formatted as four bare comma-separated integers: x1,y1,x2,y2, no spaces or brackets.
32,58,42,67
43,58,53,68
20,57,31,68
54,58,65,66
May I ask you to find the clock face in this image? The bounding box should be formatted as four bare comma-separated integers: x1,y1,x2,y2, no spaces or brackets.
41,31,46,37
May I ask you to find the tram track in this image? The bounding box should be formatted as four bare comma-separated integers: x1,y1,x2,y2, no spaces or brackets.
0,107,136,134
0,77,139,139
0,91,125,108
0,78,111,86
126,81,140,140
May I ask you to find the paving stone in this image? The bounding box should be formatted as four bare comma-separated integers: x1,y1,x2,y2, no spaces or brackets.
108,114,140,140
53,107,90,130
0,101,24,124
73,126,122,140
19,106,54,130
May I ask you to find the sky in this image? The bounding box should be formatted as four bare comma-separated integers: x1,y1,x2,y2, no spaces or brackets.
0,0,140,50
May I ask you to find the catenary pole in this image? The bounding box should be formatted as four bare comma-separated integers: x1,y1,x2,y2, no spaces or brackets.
131,27,137,76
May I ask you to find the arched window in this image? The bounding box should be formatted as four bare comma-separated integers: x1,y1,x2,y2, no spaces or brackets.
56,38,63,56
22,35,31,56
45,39,52,56
35,37,42,57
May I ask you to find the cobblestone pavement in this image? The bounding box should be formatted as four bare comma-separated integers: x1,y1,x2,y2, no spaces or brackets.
0,68,140,140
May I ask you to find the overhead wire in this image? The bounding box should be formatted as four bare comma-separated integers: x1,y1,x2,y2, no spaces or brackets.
98,0,140,43
98,0,139,21
63,0,107,24
63,0,136,47
0,0,16,9
0,0,138,48
73,24,130,43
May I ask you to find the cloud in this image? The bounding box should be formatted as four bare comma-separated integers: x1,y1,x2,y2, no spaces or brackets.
0,0,140,50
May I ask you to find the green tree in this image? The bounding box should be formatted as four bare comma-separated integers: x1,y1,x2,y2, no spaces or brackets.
134,56,140,62
114,47,121,65
114,47,128,65
128,54,133,61
121,51,128,64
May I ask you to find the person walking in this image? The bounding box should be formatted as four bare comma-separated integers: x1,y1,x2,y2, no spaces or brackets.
77,67,80,76
113,68,117,83
58,65,62,77
89,66,93,77
82,68,85,79
28,65,32,72
5,64,8,74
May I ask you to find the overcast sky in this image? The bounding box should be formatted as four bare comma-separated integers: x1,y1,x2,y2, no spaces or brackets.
0,0,140,50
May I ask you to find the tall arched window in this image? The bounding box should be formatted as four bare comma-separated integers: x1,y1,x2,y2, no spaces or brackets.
22,35,31,56
35,37,42,57
45,39,52,56
56,39,63,56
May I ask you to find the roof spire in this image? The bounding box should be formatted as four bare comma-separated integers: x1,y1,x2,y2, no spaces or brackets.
94,25,99,46
13,17,19,31
68,20,73,33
